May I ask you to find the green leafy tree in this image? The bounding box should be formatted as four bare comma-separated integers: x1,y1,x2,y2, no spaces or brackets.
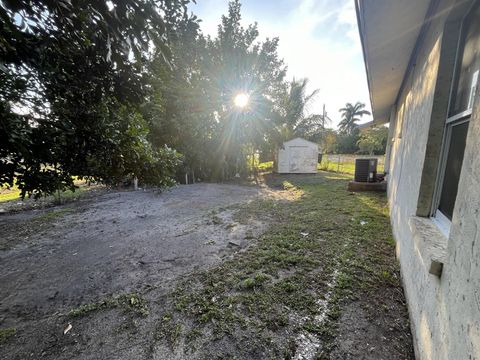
275,78,329,143
145,0,287,180
0,0,191,197
320,129,338,154
338,102,371,135
336,133,359,154
357,126,389,155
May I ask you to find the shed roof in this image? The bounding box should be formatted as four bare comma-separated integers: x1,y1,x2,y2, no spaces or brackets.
355,0,432,125
283,137,318,147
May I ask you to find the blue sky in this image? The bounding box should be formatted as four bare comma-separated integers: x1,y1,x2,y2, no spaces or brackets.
189,0,373,128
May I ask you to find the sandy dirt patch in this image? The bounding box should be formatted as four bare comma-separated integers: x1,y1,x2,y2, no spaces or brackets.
0,183,268,359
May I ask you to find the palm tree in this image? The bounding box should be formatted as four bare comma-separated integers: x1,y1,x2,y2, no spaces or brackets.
338,102,371,134
277,78,331,142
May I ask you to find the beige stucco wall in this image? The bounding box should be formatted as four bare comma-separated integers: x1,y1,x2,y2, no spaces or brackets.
387,1,480,358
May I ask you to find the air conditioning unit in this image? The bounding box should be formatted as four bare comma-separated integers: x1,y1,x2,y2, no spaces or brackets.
354,158,378,182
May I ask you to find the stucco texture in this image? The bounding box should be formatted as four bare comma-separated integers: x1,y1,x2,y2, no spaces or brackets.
387,1,480,358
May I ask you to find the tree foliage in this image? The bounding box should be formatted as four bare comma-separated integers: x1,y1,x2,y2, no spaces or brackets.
338,101,371,135
1,0,375,197
0,0,190,197
274,78,330,144
144,0,287,180
357,126,388,155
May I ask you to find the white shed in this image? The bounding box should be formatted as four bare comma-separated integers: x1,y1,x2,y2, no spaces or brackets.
276,137,318,174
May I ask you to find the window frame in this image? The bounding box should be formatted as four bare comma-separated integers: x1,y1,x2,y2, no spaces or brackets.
431,2,478,236
432,115,470,235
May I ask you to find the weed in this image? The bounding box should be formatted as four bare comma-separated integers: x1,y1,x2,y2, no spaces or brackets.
35,208,74,222
155,313,183,348
282,181,295,190
185,327,203,344
0,328,16,344
69,293,149,318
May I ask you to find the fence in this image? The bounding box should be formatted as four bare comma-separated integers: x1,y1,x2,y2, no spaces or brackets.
318,154,385,175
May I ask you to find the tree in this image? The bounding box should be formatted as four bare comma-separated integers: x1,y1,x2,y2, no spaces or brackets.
320,129,338,154
0,0,191,197
336,133,360,154
145,0,287,180
338,102,371,135
357,126,389,155
275,78,329,143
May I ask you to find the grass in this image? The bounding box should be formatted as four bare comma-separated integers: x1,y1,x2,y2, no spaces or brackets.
69,293,149,318
0,185,20,202
34,208,74,222
0,179,97,205
9,172,406,357
0,328,16,344
258,154,385,176
162,172,404,358
318,154,385,175
257,161,273,172
155,313,183,348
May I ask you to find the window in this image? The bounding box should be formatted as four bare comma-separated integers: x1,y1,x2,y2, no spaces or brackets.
433,3,480,234
437,120,469,220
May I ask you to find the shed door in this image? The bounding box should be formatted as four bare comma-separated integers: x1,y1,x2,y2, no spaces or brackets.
288,146,308,172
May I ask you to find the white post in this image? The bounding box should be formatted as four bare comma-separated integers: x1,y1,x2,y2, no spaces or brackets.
133,177,138,191
185,173,188,185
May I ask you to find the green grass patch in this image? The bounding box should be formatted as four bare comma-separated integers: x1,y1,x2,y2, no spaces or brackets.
0,328,16,344
258,161,273,172
0,180,94,205
163,173,401,357
155,313,183,348
0,190,21,203
34,208,74,222
69,293,149,318
318,155,385,175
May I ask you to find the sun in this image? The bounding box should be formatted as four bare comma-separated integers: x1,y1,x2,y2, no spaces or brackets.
234,93,249,108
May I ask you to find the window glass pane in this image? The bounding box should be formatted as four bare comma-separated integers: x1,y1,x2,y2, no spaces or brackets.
449,5,480,116
438,121,469,219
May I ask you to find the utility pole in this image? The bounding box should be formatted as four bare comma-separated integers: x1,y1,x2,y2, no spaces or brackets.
321,104,331,129
322,104,326,129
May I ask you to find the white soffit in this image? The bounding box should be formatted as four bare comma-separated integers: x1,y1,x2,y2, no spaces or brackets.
356,0,432,124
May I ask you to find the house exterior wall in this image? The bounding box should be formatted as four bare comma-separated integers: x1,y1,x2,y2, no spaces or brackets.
387,1,480,358
277,138,318,174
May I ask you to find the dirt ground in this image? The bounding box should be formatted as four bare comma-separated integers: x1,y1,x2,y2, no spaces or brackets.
0,174,414,359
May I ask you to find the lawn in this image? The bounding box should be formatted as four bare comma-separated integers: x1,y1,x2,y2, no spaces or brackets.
0,180,102,213
318,154,385,175
0,186,20,202
0,173,412,359
258,154,385,176
161,173,412,358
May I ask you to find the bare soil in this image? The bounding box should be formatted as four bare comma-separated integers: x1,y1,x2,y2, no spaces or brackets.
0,175,413,359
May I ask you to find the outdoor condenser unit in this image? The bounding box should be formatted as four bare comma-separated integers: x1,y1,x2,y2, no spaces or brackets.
354,158,378,182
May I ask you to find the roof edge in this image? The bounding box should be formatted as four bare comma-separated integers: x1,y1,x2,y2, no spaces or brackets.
355,0,379,123
284,137,319,146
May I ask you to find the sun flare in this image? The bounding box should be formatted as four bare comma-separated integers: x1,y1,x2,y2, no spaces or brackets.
234,93,249,108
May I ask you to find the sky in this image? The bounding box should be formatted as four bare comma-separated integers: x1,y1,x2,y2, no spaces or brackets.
188,0,373,129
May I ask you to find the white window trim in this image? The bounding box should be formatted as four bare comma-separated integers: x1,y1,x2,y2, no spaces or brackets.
446,108,472,124
430,1,478,235
431,115,470,234
468,69,479,109
431,210,451,238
